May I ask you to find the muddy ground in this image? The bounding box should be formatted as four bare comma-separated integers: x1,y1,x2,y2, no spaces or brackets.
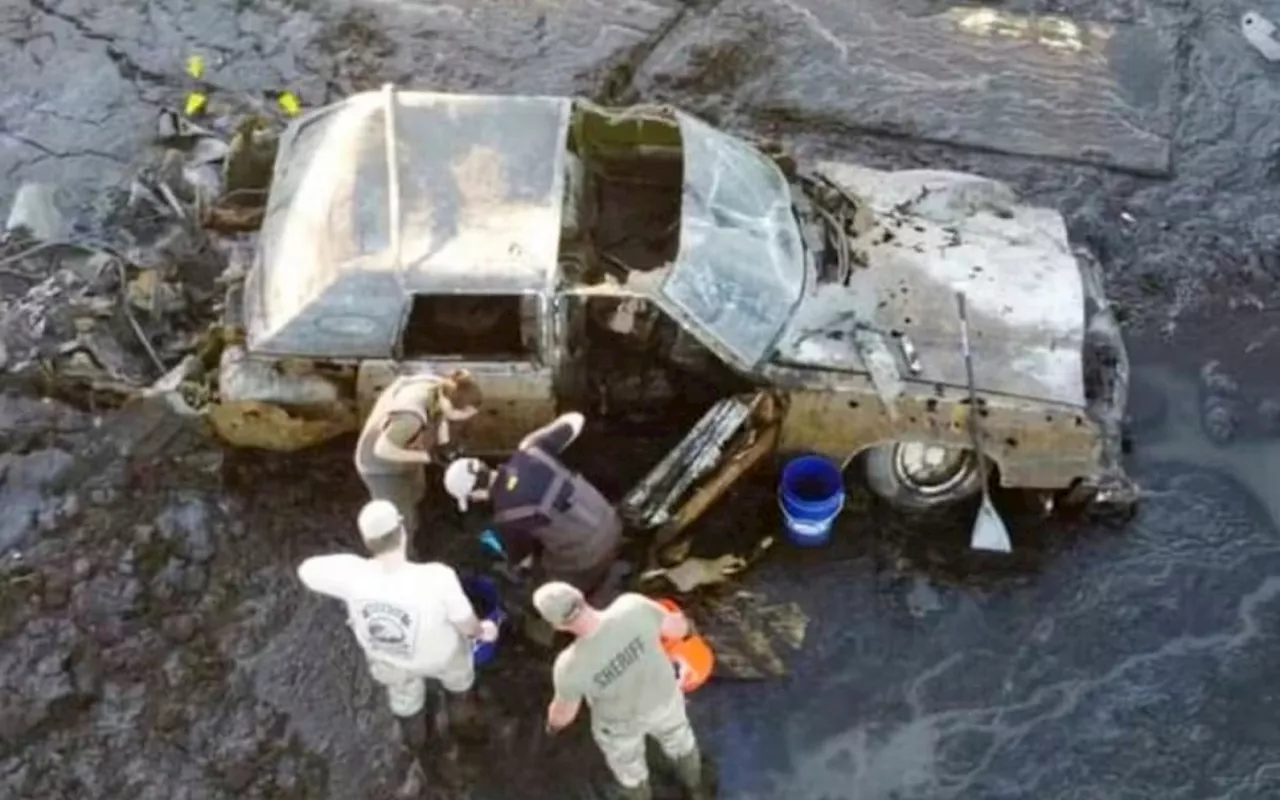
5,0,1280,798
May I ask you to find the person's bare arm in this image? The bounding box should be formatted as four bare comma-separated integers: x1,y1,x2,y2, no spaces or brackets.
546,696,582,732
546,656,584,732
372,427,434,465
648,597,690,640
296,555,360,599
439,567,484,637
518,412,585,454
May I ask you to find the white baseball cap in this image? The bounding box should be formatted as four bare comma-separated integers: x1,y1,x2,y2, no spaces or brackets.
443,458,488,512
357,499,402,542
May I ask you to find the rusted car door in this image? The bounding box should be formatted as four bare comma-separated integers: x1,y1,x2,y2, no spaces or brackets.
619,390,784,551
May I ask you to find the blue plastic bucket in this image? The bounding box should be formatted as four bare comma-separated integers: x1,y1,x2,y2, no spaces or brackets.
462,575,507,667
778,455,845,547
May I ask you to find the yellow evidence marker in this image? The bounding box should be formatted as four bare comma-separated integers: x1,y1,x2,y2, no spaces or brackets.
184,54,208,117
277,92,302,118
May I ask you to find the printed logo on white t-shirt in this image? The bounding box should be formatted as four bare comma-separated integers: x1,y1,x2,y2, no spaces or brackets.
357,600,419,659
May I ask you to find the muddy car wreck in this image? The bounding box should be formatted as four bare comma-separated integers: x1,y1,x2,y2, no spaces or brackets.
209,86,1137,543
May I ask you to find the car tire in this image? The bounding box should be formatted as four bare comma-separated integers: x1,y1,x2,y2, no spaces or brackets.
860,443,986,514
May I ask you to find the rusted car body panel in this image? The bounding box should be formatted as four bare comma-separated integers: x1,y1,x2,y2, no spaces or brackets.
214,87,1135,537
780,166,1087,406
763,166,1130,491
774,381,1099,489
244,89,570,357
621,391,784,553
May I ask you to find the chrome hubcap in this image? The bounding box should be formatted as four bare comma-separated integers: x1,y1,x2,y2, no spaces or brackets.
892,442,977,496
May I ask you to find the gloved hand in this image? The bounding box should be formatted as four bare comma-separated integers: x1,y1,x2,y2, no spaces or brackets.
478,619,499,643
434,440,463,463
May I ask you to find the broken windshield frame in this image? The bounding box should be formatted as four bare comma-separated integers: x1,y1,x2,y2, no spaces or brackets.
662,115,808,371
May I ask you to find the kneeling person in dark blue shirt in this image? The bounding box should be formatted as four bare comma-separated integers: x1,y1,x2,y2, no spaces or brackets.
444,412,624,597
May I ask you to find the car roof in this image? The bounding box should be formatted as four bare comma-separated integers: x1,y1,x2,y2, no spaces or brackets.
245,88,571,358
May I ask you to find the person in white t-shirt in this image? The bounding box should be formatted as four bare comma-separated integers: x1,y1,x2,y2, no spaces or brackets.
296,499,499,734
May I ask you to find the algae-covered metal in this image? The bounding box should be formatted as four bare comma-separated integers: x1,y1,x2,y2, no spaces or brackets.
216,86,1136,529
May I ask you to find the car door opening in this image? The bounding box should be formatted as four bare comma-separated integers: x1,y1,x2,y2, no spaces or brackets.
569,106,685,281
400,294,536,360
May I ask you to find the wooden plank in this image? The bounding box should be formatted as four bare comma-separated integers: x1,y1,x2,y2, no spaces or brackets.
636,0,1176,176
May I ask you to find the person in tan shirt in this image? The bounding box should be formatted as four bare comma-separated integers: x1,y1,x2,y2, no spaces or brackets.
536,582,707,800
354,370,482,539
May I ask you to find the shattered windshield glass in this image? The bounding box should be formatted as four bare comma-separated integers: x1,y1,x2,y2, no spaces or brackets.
664,114,805,368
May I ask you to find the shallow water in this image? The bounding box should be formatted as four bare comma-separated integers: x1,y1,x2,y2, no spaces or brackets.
680,348,1280,800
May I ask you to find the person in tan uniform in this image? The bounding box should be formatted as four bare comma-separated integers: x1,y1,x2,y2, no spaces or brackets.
536,582,707,800
354,370,483,538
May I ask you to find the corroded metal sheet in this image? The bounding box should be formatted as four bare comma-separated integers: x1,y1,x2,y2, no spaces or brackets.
249,90,572,358
695,592,809,680
778,166,1088,407
637,0,1176,176
621,394,755,528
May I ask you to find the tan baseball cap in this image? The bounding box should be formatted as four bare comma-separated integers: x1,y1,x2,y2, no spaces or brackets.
532,581,586,626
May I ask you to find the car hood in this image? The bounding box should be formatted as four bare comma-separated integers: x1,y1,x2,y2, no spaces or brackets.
774,164,1087,408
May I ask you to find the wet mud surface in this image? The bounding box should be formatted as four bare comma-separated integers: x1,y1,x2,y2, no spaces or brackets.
5,0,1280,798
7,351,1280,800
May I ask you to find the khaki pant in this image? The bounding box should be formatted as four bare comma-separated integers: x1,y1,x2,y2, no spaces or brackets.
592,691,697,788
359,470,426,539
367,647,475,718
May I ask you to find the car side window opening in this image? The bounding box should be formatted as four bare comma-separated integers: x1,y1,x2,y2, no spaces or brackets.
400,294,538,360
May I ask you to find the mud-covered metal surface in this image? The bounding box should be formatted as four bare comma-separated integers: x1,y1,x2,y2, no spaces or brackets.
781,166,1090,406
248,90,570,357
667,113,807,368
6,0,1280,798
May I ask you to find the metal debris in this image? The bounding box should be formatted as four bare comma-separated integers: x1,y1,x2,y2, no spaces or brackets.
222,118,278,200
695,592,809,680
1243,12,1280,61
641,555,750,593
206,400,358,452
0,109,284,435
5,184,69,243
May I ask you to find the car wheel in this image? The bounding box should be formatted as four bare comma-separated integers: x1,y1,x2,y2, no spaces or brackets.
861,442,986,513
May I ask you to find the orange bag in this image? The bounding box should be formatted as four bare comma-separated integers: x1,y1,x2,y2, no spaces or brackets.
657,598,715,693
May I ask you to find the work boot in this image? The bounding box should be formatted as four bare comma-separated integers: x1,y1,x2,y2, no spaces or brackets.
397,712,428,753
673,751,711,799
444,691,487,743
608,780,652,800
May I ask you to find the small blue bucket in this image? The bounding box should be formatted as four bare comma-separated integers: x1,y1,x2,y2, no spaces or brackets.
779,455,845,547
462,575,507,667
